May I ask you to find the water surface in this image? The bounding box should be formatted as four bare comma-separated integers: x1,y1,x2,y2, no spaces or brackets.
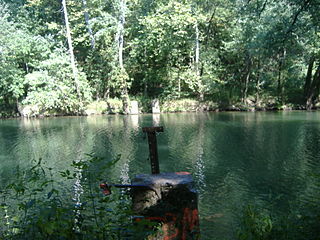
1,112,320,239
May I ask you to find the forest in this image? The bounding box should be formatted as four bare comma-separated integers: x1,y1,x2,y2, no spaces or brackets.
1,0,320,117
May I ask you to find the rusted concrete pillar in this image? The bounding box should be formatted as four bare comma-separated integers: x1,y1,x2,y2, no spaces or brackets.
132,172,200,240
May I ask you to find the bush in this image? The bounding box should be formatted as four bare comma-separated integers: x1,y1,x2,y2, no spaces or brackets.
22,51,92,116
0,155,156,239
161,98,218,112
106,98,123,114
84,100,109,115
237,204,320,240
161,99,198,112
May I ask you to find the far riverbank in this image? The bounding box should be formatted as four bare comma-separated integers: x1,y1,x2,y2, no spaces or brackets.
0,97,315,119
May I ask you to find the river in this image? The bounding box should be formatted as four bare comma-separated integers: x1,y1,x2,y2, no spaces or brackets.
0,111,319,239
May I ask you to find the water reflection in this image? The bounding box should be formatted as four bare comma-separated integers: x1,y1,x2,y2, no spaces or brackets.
152,113,161,126
72,122,86,230
192,114,207,194
119,116,140,184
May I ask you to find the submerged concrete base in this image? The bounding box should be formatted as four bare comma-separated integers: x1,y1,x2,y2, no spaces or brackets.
132,172,200,240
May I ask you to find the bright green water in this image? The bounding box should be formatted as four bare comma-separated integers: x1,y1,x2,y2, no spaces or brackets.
1,112,320,239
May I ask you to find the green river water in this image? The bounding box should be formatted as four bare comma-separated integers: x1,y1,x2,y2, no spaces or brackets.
0,111,320,239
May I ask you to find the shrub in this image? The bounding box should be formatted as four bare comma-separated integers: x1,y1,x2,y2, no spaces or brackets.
161,98,218,112
84,100,109,115
0,155,155,239
106,98,123,114
22,51,92,116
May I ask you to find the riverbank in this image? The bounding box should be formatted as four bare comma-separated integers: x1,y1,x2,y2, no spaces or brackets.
0,97,313,119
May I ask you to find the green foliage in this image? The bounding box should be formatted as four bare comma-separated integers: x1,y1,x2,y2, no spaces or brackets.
85,100,109,115
161,98,218,112
22,51,92,115
0,4,50,105
237,205,273,240
107,98,123,114
109,67,131,95
2,0,320,115
237,203,320,240
0,155,156,239
161,99,199,112
0,3,91,116
128,0,204,98
84,98,129,115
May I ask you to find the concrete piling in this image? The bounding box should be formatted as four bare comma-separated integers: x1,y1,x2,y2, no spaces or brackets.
152,99,161,114
130,100,139,114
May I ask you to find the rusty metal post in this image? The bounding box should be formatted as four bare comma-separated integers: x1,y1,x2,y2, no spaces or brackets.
142,126,164,174
101,126,200,239
124,126,200,239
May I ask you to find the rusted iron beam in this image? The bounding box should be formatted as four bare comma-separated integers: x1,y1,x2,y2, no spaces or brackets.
142,126,163,133
142,126,164,174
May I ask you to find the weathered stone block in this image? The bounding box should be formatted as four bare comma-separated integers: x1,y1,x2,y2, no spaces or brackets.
152,99,160,114
130,100,139,114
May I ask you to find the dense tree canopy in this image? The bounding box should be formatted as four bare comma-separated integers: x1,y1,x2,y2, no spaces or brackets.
1,0,320,115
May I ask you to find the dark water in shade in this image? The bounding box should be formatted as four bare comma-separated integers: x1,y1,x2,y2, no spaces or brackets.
1,111,320,239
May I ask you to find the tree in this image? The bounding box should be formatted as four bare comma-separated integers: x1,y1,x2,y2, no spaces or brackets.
62,0,81,99
116,0,130,114
3,0,320,114
23,50,92,114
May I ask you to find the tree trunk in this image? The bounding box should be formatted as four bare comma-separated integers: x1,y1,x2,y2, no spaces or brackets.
306,63,320,110
243,71,250,103
118,0,125,70
277,64,282,103
103,87,110,99
195,22,200,74
277,48,286,104
255,59,261,107
62,0,81,99
242,55,251,103
304,55,315,100
195,21,203,101
116,0,130,114
144,81,148,97
82,0,95,49
178,73,181,98
313,68,320,105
